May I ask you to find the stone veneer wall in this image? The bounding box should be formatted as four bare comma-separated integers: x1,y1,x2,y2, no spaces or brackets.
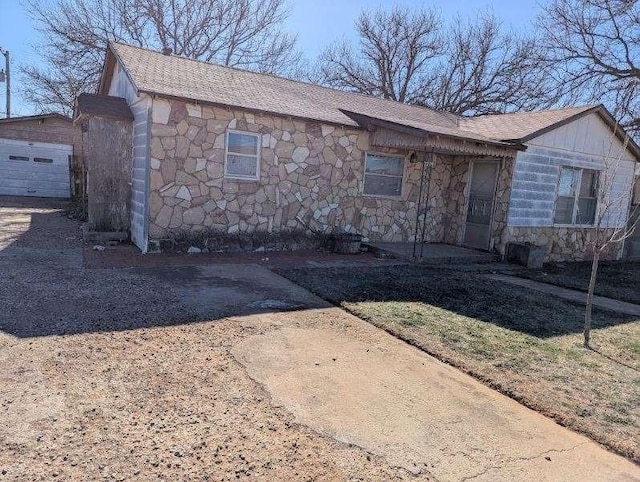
428,157,470,246
490,158,516,254
146,98,491,246
506,227,622,262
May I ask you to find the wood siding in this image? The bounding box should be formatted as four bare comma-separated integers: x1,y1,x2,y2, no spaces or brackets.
82,117,132,230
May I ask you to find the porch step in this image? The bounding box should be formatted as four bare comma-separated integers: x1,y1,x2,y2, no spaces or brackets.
366,242,498,265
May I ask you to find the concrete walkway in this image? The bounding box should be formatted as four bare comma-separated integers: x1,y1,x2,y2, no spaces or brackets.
233,309,640,481
486,274,640,317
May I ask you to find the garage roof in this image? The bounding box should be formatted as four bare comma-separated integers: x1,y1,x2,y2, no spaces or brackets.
0,113,72,124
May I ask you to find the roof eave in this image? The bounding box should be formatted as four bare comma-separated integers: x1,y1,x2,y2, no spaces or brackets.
137,89,361,130
0,113,72,124
340,109,525,152
517,105,600,144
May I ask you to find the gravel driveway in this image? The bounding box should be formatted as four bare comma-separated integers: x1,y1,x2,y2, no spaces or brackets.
0,197,416,480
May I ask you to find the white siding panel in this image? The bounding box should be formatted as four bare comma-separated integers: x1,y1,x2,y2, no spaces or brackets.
530,113,635,162
600,159,635,228
508,112,637,228
129,100,151,252
107,63,151,252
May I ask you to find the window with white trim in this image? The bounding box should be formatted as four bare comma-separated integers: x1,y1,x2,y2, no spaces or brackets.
554,167,598,225
224,130,260,180
363,153,404,197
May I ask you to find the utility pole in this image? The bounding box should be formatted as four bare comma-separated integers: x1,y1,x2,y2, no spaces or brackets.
0,48,9,118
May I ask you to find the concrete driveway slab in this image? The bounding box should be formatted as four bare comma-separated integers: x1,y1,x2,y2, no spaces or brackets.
233,312,640,481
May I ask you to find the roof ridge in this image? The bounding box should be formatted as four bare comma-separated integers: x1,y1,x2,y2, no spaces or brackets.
464,105,599,120
109,41,459,126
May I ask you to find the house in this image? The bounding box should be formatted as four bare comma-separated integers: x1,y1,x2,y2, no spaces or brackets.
93,42,639,261
0,113,82,198
462,106,640,261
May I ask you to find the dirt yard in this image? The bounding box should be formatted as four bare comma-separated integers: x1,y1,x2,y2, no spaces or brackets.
0,197,417,481
277,264,640,462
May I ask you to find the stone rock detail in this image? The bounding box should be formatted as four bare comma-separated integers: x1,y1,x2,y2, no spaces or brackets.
491,158,515,254
506,226,621,262
146,98,513,248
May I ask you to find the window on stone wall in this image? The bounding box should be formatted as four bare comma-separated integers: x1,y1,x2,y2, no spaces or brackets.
554,167,599,225
224,130,260,180
363,153,404,197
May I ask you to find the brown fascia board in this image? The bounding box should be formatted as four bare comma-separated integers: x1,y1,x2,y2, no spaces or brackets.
516,104,640,162
97,48,115,95
98,43,140,99
340,109,526,152
592,106,640,162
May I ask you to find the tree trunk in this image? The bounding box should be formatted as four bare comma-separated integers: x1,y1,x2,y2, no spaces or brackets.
584,251,600,348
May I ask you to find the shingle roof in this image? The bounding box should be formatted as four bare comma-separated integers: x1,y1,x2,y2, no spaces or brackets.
106,42,503,145
75,93,134,121
459,106,598,141
103,42,638,159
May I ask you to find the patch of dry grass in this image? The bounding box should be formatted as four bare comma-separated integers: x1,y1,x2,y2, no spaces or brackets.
278,265,640,462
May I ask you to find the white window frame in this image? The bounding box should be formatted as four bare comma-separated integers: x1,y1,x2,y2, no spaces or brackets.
553,166,599,227
362,152,405,199
224,129,261,181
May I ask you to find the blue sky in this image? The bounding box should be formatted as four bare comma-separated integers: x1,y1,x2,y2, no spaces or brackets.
0,0,541,116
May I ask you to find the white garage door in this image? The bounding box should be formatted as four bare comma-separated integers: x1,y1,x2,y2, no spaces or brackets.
0,138,72,198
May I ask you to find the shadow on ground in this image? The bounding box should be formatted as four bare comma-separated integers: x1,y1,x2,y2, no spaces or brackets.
276,264,639,338
2,196,635,340
0,196,326,338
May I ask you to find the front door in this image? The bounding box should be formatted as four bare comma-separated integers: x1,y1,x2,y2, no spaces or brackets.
463,161,499,250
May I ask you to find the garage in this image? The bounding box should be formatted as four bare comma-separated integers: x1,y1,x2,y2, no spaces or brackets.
0,138,72,198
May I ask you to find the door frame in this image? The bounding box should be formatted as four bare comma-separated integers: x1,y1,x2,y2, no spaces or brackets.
461,159,501,251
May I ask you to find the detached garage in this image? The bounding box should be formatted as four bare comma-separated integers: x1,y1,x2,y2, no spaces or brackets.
0,114,82,199
0,138,72,198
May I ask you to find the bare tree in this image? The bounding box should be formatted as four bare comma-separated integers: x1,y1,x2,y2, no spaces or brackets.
579,134,639,348
315,6,442,103
315,7,554,115
537,0,640,137
423,12,556,115
22,0,299,115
